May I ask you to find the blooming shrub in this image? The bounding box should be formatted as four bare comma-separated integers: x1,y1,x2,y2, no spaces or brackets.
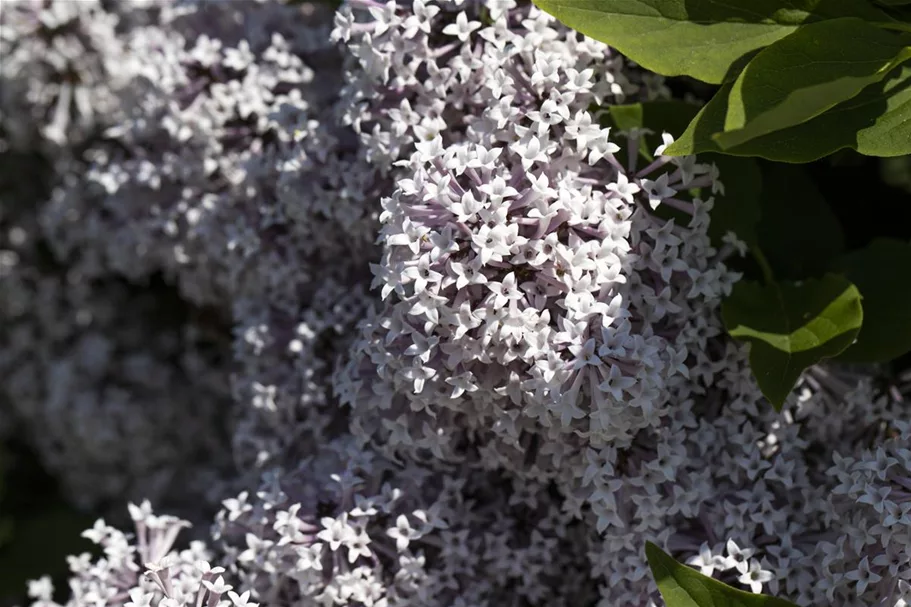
1,1,910,607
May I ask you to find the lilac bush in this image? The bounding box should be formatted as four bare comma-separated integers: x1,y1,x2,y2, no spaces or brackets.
1,1,909,607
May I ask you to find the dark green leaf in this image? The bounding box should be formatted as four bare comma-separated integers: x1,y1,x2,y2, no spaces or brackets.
756,163,844,279
714,19,911,149
722,275,863,409
705,154,763,249
880,5,911,23
646,541,799,607
665,65,911,161
876,0,911,6
531,0,890,84
607,103,647,132
831,238,911,361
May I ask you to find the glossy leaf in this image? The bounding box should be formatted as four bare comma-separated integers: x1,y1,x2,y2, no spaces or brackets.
831,238,911,362
714,18,911,149
531,0,889,84
646,542,799,607
722,275,863,409
665,65,911,161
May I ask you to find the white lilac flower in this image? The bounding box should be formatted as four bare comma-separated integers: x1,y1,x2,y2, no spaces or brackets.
738,560,774,594
336,52,732,503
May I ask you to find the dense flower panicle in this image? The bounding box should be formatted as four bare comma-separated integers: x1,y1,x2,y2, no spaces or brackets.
333,0,737,501
0,0,375,511
639,359,911,607
338,129,733,460
20,0,384,473
821,414,911,602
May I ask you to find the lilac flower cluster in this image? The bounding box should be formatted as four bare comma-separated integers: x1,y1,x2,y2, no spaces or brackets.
823,413,911,601
573,347,910,606
2,0,379,504
332,0,667,169
38,0,369,305
333,0,737,512
2,1,910,607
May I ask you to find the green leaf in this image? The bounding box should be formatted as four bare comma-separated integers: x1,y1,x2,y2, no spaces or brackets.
831,238,911,361
756,163,844,279
531,0,890,84
714,18,911,149
876,0,911,6
665,64,911,161
645,541,799,607
722,275,863,409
